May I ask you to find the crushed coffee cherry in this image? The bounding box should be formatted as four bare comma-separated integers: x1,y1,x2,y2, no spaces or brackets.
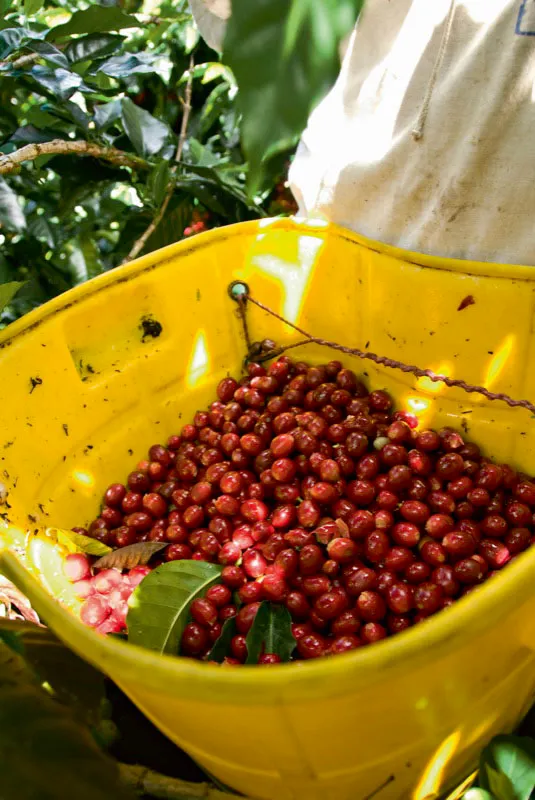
64,357,535,663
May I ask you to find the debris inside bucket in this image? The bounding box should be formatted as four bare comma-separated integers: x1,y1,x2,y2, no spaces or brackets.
63,357,534,664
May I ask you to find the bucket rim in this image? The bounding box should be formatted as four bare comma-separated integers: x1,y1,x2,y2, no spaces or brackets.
2,215,535,349
3,537,534,703
2,216,534,701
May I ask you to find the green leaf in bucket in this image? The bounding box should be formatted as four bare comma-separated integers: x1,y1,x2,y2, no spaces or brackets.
479,735,535,800
245,602,295,664
207,617,237,663
127,561,223,654
46,527,112,557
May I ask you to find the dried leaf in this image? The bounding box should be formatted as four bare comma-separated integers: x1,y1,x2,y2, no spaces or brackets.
93,541,167,571
46,528,112,557
0,577,41,625
457,295,475,311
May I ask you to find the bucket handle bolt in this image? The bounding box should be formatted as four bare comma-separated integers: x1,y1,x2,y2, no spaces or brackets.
227,281,250,301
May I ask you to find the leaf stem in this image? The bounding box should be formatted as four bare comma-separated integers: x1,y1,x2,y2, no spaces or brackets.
0,140,150,175
123,53,194,264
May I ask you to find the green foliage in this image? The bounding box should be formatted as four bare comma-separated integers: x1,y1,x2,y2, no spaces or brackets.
0,176,26,232
245,602,295,664
223,0,364,193
479,736,535,800
0,620,133,800
47,6,140,38
120,97,173,157
207,617,237,663
127,560,223,654
463,735,535,800
0,0,295,327
0,280,25,311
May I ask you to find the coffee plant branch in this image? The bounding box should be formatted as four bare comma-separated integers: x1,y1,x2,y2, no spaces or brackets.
124,54,195,264
0,140,150,175
0,15,170,71
0,51,41,70
119,763,247,799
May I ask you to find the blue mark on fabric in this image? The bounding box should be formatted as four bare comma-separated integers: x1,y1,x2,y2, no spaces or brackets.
516,0,535,35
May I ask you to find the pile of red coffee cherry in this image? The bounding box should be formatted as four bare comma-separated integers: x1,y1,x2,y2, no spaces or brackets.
64,357,535,663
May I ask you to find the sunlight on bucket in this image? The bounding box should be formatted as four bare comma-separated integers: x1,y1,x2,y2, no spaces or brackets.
71,469,95,498
412,730,461,800
186,330,210,389
484,335,514,391
252,236,324,325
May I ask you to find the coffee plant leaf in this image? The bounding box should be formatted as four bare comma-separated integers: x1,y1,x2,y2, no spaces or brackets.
0,27,41,60
223,0,364,194
121,97,172,158
149,159,171,207
26,40,70,70
23,0,44,19
484,768,515,800
93,98,122,131
64,33,124,64
0,178,26,233
93,541,167,571
97,52,162,79
207,617,237,663
0,281,26,314
127,560,223,654
479,735,535,800
29,65,85,102
143,196,193,253
47,6,140,39
0,2,290,327
28,215,56,248
46,527,112,557
0,642,134,800
245,602,295,664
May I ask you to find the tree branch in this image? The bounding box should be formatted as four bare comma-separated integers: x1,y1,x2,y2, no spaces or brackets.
9,51,41,69
136,14,177,24
0,140,150,176
0,50,40,71
119,763,242,799
123,54,195,264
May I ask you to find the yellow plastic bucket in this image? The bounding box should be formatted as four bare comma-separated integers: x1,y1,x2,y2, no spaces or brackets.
2,217,535,800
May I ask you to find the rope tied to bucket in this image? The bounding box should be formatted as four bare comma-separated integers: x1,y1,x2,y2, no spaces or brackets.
228,282,535,416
